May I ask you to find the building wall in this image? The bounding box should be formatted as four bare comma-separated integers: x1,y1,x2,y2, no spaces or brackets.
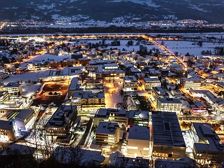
145,82,161,90
184,82,201,90
152,145,186,160
96,128,120,145
0,128,15,141
157,102,182,113
127,139,149,158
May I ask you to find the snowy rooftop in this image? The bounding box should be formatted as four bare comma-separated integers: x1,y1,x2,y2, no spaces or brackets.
69,77,80,91
96,122,119,135
144,76,160,83
158,98,182,104
0,120,13,130
128,125,150,140
153,87,167,96
15,109,35,122
124,76,137,82
193,123,224,153
152,112,185,147
46,105,76,128
73,90,104,99
127,110,149,120
5,82,20,88
155,158,196,168
95,108,126,118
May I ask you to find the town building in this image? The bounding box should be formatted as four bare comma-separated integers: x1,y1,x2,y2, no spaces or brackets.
183,77,202,90
189,123,224,165
143,77,161,90
0,120,15,142
127,125,150,158
68,77,81,97
109,152,149,168
155,157,197,168
95,122,120,145
94,108,128,126
71,90,105,116
152,112,186,159
123,76,138,92
156,98,182,114
127,110,149,127
45,104,77,137
3,82,22,95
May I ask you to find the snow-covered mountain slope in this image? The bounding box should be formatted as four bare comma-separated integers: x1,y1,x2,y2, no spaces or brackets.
0,0,224,23
111,0,159,7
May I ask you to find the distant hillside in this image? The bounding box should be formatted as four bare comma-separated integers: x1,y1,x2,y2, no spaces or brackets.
0,0,224,23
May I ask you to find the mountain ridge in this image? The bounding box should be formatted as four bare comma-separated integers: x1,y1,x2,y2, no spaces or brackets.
0,0,224,23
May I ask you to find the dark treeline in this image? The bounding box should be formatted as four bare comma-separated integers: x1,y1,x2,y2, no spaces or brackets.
0,26,224,34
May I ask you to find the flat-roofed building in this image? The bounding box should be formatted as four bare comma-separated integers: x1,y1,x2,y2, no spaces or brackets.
95,122,120,145
183,77,202,90
143,77,161,91
4,82,22,95
44,67,83,82
0,72,9,80
155,157,197,168
0,109,35,136
152,112,186,160
109,152,149,168
189,123,224,165
101,67,125,81
152,87,168,99
71,90,105,116
45,104,77,137
90,61,124,80
190,101,208,116
0,120,15,142
94,108,128,126
14,109,35,125
127,125,150,158
68,77,81,97
81,78,103,91
190,89,217,105
190,89,224,113
123,76,138,92
0,91,9,103
127,110,149,127
215,82,224,92
156,98,182,114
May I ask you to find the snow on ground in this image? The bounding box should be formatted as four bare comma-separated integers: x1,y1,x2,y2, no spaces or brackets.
106,45,140,51
18,54,72,69
53,147,104,165
76,39,158,52
106,40,157,51
22,83,41,97
0,144,35,155
24,54,71,64
3,70,50,84
79,149,105,166
160,40,224,56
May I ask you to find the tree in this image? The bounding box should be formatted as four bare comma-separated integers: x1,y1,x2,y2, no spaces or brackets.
198,41,203,47
127,40,133,46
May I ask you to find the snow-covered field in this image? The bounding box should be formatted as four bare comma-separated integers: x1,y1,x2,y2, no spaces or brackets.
150,32,224,38
3,70,50,84
160,40,224,56
76,39,158,52
23,54,71,64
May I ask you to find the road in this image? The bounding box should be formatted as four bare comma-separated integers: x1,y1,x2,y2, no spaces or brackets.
142,35,188,72
104,79,123,108
0,22,7,30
